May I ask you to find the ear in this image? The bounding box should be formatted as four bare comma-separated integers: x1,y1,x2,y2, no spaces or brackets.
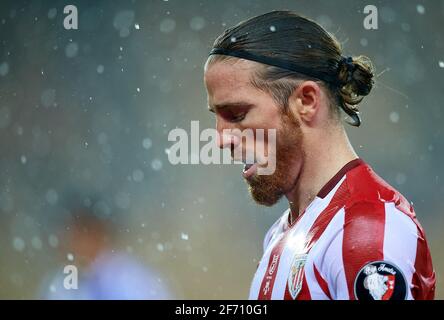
288,81,322,125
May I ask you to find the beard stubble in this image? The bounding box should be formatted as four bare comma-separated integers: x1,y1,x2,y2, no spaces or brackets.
246,110,303,206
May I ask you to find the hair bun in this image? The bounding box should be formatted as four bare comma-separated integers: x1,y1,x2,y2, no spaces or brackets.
337,55,375,106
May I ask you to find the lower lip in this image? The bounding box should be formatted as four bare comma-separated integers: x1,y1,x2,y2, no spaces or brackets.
242,163,258,179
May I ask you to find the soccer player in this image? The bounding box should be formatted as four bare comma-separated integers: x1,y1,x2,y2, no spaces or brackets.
204,11,435,300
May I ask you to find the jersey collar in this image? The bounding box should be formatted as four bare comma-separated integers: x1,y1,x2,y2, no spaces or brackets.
317,158,365,199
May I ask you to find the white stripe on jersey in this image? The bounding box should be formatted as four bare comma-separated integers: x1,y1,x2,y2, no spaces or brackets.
249,176,346,300
308,208,347,299
383,202,418,300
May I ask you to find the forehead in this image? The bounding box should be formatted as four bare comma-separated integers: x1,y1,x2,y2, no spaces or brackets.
204,59,261,105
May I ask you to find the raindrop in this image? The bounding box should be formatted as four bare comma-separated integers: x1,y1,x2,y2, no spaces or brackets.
142,137,152,150
151,158,163,171
48,8,57,19
0,107,11,128
160,18,176,33
115,192,131,210
93,201,111,217
395,173,407,185
401,23,411,32
12,237,25,252
0,62,9,76
16,126,24,136
65,42,79,58
132,169,144,182
113,10,135,38
380,6,397,24
97,64,105,74
45,189,58,205
389,111,400,123
416,5,425,15
48,234,59,248
190,16,205,31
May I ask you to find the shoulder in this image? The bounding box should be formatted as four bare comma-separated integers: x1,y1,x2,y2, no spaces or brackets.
314,162,435,299
344,162,417,224
344,164,419,244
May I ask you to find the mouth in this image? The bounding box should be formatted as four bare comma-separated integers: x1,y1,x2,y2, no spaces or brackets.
242,163,258,179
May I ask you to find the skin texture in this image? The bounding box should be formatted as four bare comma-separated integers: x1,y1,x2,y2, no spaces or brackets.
204,58,358,223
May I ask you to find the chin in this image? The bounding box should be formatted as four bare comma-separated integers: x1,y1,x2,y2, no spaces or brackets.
246,174,286,207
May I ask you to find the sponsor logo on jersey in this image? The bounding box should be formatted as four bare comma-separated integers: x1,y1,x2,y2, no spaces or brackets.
287,253,307,299
354,261,407,300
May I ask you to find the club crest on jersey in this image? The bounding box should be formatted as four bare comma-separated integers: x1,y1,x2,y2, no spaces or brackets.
354,261,407,300
287,253,307,299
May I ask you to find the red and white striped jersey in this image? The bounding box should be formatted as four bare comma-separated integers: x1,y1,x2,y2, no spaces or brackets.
249,159,436,300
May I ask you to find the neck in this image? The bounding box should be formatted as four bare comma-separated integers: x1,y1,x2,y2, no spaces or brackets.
286,125,358,220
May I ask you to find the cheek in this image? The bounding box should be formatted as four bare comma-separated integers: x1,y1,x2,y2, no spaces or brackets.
255,110,282,130
248,116,284,158
242,100,282,129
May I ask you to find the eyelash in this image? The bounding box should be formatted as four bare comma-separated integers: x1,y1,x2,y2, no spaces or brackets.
231,113,246,122
218,110,248,123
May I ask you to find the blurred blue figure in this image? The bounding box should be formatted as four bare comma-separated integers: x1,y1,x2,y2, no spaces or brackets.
40,209,174,300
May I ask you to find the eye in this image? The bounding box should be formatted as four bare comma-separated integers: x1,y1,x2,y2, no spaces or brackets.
231,113,246,122
218,107,249,123
237,115,247,122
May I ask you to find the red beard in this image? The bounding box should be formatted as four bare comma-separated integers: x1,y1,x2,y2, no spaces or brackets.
246,110,303,206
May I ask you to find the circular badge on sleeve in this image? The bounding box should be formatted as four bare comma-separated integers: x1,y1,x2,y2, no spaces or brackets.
354,261,407,300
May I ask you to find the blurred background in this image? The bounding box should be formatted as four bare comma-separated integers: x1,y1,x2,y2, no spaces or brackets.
0,0,443,299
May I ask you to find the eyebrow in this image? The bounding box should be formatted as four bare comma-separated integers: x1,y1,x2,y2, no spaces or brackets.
208,102,253,113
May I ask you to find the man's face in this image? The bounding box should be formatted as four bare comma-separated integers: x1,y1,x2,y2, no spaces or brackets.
204,59,304,206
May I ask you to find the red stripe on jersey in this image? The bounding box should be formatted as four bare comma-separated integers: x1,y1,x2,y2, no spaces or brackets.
287,158,363,225
342,201,386,300
392,195,435,299
284,180,351,300
314,264,332,300
317,158,363,198
412,225,436,300
257,231,291,299
304,181,350,252
393,199,436,300
283,273,312,300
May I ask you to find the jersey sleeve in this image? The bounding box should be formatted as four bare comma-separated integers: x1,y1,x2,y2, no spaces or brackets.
319,201,435,300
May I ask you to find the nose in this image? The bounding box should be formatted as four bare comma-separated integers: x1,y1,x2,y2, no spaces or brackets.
216,119,240,150
217,130,241,150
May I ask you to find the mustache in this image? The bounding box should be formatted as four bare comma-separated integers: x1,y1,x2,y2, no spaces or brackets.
230,148,262,164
